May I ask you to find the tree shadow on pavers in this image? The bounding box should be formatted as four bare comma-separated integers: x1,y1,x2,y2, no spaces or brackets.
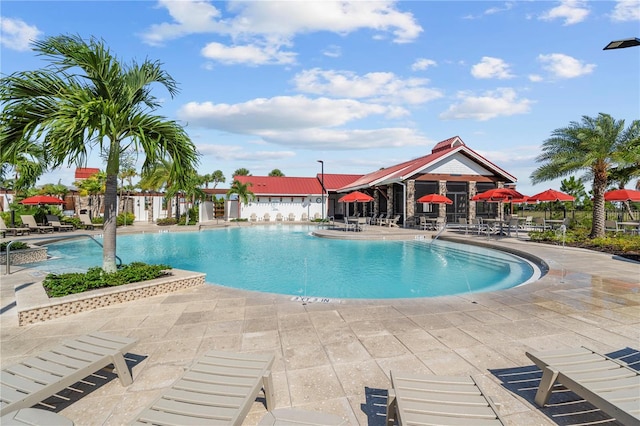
489,347,640,426
360,387,389,426
34,353,147,413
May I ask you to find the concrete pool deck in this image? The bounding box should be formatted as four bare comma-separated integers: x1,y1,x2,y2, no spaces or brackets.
1,222,639,425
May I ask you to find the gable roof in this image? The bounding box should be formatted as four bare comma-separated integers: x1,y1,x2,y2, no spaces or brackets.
339,136,517,191
234,176,323,196
318,174,363,191
75,168,100,180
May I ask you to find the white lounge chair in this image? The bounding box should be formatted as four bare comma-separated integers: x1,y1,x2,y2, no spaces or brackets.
19,215,53,234
0,332,137,416
526,346,640,425
133,350,275,426
0,408,73,425
386,371,504,425
78,213,103,230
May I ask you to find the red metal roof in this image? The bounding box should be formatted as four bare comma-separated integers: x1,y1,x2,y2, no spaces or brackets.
319,174,363,191
74,168,100,179
339,136,517,191
234,176,323,196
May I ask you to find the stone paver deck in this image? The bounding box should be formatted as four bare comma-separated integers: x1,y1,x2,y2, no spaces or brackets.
1,222,639,425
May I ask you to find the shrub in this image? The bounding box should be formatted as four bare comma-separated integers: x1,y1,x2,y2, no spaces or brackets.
156,217,177,226
117,212,135,226
42,262,172,297
0,241,29,252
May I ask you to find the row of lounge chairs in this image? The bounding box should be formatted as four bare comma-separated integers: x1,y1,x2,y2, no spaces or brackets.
2,333,637,425
249,212,323,222
0,214,102,237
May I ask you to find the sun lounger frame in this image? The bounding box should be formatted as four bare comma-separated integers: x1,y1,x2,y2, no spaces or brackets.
133,350,275,426
526,346,640,425
0,332,137,416
386,371,504,426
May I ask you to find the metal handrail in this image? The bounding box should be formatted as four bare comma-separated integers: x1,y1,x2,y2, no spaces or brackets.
430,223,447,244
4,233,122,275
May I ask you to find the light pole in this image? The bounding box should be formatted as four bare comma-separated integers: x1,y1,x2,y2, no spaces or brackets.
317,160,324,221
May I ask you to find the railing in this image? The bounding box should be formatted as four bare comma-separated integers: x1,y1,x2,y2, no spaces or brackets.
430,223,447,244
4,234,122,275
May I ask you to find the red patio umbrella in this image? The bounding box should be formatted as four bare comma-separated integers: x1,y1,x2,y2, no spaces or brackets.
416,194,453,204
604,188,640,202
338,191,374,203
471,188,525,202
527,189,575,202
20,195,65,205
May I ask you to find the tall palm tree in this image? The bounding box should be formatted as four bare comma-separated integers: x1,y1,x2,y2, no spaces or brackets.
0,35,199,272
226,179,255,218
531,113,639,238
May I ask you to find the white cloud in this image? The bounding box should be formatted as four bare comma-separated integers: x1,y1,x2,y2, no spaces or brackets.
201,42,296,65
463,2,514,19
610,0,640,21
141,0,422,51
539,0,590,25
292,68,443,105
0,17,42,51
411,58,437,71
177,95,401,133
197,144,296,161
537,53,595,79
322,45,342,58
439,88,533,121
528,74,544,82
471,57,514,79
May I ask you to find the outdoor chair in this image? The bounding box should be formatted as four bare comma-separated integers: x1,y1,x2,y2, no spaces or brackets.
0,217,30,237
0,332,137,416
386,371,504,425
250,213,257,222
288,213,295,221
605,220,619,233
301,212,308,221
263,213,271,222
275,212,283,221
387,214,401,228
19,215,54,234
133,350,275,426
526,346,639,425
46,215,74,232
1,408,73,425
79,213,103,230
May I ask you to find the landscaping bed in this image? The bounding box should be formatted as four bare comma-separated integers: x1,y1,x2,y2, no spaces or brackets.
529,230,640,262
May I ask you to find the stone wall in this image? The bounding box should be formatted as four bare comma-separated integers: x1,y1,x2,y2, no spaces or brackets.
0,247,47,266
17,269,205,326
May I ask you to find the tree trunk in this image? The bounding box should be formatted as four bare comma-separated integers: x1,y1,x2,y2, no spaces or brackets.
103,173,118,272
590,174,607,238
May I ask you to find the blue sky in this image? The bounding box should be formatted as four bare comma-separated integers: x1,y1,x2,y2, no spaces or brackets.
2,0,639,195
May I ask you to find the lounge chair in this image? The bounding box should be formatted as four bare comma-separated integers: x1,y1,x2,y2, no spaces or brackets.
526,346,640,425
386,371,504,425
79,213,103,230
0,217,30,237
0,408,73,425
46,215,74,232
0,332,137,416
19,215,53,234
133,350,275,426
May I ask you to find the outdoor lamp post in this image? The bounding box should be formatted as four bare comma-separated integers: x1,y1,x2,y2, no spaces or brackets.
317,160,324,221
603,37,640,50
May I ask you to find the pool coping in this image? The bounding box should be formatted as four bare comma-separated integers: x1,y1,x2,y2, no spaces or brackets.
15,268,205,326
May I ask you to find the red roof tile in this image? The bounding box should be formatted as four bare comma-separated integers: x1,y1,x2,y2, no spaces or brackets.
234,176,323,195
74,168,100,179
319,174,363,191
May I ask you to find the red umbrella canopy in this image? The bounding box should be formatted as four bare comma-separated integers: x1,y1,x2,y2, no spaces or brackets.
528,189,575,202
416,194,453,204
471,188,525,202
338,191,374,203
604,188,640,202
20,195,65,205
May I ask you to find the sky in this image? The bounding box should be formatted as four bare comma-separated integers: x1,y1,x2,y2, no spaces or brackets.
1,0,639,196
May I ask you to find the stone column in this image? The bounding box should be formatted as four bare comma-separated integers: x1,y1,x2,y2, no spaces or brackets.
438,180,447,218
469,181,477,220
387,186,394,214
407,180,415,226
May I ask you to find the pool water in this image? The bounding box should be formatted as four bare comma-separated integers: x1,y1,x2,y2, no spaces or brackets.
37,225,536,299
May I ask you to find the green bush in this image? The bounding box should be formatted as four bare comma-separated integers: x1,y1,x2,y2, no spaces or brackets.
529,228,640,253
117,212,135,226
0,241,29,251
42,262,172,298
156,217,177,226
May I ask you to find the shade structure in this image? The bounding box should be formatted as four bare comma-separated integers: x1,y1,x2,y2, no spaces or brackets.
416,194,453,204
338,191,374,203
604,188,640,202
471,188,525,202
20,195,65,205
528,189,575,202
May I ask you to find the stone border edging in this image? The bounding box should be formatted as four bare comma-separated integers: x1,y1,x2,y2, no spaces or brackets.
15,268,205,326
0,247,48,266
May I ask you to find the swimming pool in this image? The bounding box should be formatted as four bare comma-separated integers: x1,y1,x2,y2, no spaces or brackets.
38,225,538,299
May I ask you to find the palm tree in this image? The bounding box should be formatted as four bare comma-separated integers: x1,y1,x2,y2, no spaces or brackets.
210,170,225,188
531,113,640,238
226,179,255,218
268,169,284,177
0,139,49,191
233,168,251,177
0,35,199,272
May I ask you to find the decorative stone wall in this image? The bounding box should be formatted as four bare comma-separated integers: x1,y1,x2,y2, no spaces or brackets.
439,180,447,218
406,180,415,225
17,270,205,326
0,247,47,266
469,181,477,220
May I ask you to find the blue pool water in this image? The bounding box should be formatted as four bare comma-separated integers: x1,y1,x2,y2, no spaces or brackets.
36,226,537,299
